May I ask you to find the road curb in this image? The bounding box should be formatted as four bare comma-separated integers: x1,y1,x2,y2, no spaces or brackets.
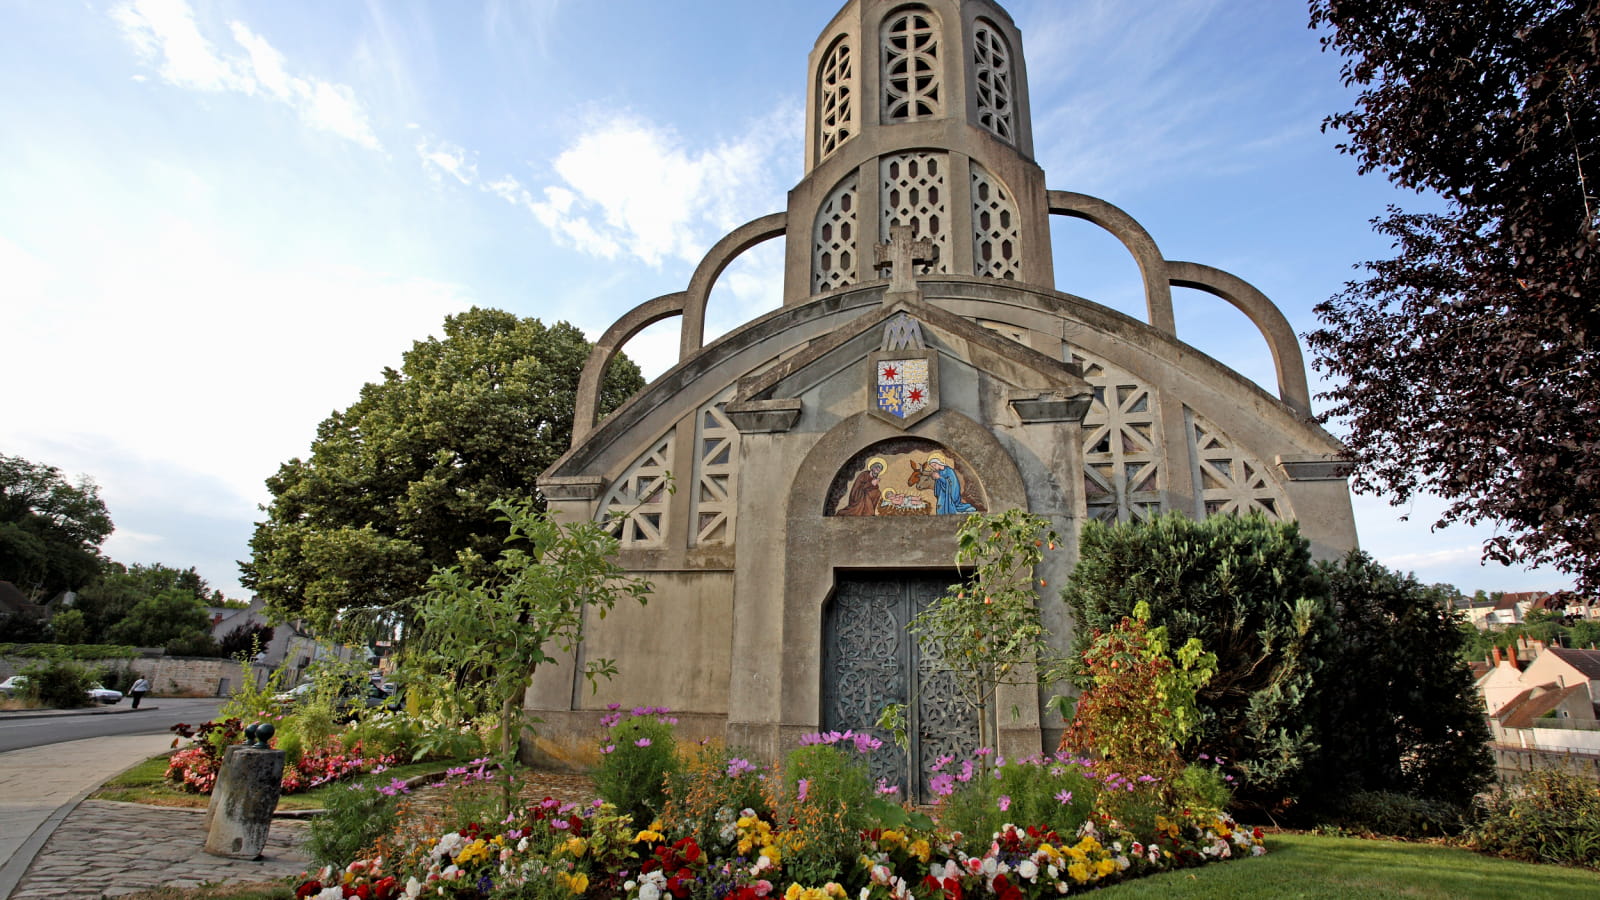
0,706,157,722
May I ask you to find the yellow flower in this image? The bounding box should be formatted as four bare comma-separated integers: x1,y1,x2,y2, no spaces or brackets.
908,838,931,863
785,885,804,900
561,837,588,858
635,828,664,843
1067,862,1090,883
453,839,491,867
880,829,906,849
557,871,589,895
1094,858,1117,878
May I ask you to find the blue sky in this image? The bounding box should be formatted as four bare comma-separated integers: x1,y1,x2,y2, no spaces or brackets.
0,0,1573,599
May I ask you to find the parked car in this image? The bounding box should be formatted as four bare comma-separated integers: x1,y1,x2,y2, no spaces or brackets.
272,682,315,704
0,675,29,698
86,684,123,704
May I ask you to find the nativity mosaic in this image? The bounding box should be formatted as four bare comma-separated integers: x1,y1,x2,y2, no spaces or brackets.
825,437,987,517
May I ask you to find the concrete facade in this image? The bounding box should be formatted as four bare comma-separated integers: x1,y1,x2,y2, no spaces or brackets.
532,0,1357,773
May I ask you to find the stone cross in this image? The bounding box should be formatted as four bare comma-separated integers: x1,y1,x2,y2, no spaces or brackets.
875,224,934,294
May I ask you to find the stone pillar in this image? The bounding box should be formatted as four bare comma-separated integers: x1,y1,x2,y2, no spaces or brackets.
204,746,285,859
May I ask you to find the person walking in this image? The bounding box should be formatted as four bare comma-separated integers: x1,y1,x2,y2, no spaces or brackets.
129,676,151,709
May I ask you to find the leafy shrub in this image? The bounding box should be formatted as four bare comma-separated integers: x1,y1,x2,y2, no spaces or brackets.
661,742,775,856
21,657,97,708
1334,790,1467,837
1172,763,1233,817
936,751,1098,851
591,705,680,828
781,733,880,886
1472,769,1600,867
304,778,404,869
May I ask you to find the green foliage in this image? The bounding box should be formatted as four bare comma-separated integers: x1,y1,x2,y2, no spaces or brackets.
592,710,680,829
303,778,404,869
906,509,1066,754
20,657,97,708
48,608,87,644
1333,790,1467,838
935,754,1097,853
781,742,876,886
0,642,138,660
415,495,652,810
1308,552,1494,813
74,562,223,644
1472,769,1600,868
0,452,113,600
105,587,214,650
1062,512,1328,813
1062,603,1215,785
218,623,274,658
242,307,646,633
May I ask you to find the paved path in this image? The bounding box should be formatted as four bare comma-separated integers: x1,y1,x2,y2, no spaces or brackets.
0,718,308,899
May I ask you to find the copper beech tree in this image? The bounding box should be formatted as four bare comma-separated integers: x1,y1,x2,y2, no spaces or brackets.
1306,0,1600,589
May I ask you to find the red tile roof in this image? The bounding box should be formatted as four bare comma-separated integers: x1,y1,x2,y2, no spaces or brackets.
1499,683,1593,730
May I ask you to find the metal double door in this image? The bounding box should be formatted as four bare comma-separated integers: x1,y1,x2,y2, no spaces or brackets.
821,572,979,802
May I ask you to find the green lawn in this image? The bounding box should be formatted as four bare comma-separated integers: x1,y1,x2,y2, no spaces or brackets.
1097,832,1600,898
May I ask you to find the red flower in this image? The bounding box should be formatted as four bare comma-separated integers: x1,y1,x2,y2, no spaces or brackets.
294,880,323,899
922,875,963,900
992,875,1023,900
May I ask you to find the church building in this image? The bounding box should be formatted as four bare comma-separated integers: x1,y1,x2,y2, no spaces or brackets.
533,0,1357,795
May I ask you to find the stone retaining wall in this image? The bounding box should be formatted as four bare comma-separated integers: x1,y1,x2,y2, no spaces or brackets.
1493,744,1600,785
0,654,270,697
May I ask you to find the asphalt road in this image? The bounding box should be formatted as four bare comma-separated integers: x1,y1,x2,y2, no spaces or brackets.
0,698,225,753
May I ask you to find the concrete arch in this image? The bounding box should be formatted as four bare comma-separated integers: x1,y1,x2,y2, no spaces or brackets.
571,292,687,446
1046,190,1175,334
1166,260,1312,417
680,212,789,359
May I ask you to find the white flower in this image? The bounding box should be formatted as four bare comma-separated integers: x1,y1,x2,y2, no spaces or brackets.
1017,859,1038,880
317,888,344,900
640,883,661,900
1115,855,1130,871
404,877,423,900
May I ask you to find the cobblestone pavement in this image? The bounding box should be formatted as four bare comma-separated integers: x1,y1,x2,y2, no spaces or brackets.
9,800,308,899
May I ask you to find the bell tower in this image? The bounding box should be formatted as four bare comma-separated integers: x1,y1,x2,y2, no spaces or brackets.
784,0,1054,303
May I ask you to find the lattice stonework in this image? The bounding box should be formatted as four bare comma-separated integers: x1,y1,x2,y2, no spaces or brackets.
818,38,855,161
972,21,1014,142
1074,353,1164,523
691,393,739,545
880,152,950,275
598,432,673,548
813,175,859,292
971,163,1021,280
882,8,941,122
1188,411,1290,520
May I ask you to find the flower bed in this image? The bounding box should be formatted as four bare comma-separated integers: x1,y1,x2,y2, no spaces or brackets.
164,717,398,795
292,711,1266,899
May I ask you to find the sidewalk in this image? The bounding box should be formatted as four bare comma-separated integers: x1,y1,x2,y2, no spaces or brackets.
0,729,308,899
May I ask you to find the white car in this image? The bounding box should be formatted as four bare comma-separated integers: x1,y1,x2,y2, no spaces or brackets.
0,675,28,698
86,684,123,704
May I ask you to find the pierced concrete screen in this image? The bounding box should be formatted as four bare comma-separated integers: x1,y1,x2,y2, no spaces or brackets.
971,162,1021,280
880,152,950,275
599,433,674,548
818,37,855,162
972,21,1014,143
1187,411,1290,520
882,8,941,122
1076,353,1165,524
813,175,860,292
691,391,739,545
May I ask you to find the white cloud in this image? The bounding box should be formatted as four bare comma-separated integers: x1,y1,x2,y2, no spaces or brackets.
112,0,380,150
416,137,479,186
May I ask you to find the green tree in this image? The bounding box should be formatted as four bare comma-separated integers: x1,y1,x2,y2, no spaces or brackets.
0,453,113,601
414,496,652,815
1061,512,1330,814
73,563,220,644
1306,0,1600,590
106,588,213,650
894,510,1066,759
241,308,644,633
1309,552,1494,813
48,608,88,644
